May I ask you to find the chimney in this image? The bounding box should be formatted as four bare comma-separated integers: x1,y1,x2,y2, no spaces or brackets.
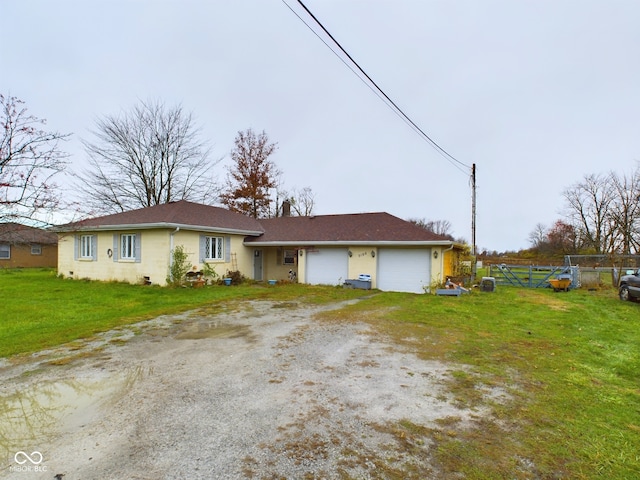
282,199,291,217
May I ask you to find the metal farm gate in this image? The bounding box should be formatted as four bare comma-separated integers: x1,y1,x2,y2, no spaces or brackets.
487,264,580,289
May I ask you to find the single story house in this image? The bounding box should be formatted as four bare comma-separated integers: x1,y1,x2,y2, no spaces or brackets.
56,200,464,293
0,223,58,268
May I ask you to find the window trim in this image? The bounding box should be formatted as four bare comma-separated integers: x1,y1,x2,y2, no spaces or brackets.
80,235,94,259
31,244,42,255
0,243,10,260
204,236,224,261
120,233,137,260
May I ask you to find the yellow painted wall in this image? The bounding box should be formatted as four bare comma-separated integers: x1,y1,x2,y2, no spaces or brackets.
261,247,298,281
443,249,455,277
58,229,251,285
58,230,170,285
347,246,377,288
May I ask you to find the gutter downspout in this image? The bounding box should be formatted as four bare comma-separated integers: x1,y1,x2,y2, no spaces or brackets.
169,227,180,281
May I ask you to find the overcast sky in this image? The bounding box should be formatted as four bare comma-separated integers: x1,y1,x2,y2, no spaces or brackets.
3,1,640,252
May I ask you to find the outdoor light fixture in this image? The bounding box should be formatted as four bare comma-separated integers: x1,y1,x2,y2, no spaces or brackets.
371,250,375,257
348,250,353,257
433,250,439,259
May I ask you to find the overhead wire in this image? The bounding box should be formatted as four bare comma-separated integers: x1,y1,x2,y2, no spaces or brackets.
282,0,471,174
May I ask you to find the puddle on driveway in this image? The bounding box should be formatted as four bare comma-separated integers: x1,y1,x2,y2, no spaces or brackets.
0,366,148,461
175,321,252,340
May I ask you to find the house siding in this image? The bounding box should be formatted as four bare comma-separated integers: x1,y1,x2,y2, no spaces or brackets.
58,229,251,285
261,248,299,282
171,230,249,280
59,231,170,284
0,243,57,268
347,246,377,288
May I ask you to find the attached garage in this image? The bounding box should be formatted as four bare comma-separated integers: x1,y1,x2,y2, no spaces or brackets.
305,248,349,286
377,248,432,294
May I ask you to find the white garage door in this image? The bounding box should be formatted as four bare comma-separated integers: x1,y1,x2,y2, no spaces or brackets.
377,248,431,293
305,248,349,286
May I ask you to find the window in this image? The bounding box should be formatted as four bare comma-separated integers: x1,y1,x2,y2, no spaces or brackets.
0,244,9,259
204,236,224,260
80,235,94,258
277,248,297,265
31,244,42,255
121,234,137,260
283,250,296,265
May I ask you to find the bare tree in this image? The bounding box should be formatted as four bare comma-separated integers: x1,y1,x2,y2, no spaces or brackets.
288,186,316,216
563,173,615,254
528,223,547,249
408,218,454,239
220,129,279,218
609,167,640,254
76,100,217,214
0,94,70,224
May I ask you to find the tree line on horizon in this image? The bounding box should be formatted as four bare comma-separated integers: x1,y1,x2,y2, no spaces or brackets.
525,166,640,258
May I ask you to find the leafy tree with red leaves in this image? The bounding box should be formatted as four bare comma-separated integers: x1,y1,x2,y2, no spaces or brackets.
220,129,279,218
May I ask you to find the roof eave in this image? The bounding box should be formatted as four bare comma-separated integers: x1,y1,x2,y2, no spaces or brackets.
244,240,458,247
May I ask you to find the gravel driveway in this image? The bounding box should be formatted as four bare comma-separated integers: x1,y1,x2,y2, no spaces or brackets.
0,299,481,479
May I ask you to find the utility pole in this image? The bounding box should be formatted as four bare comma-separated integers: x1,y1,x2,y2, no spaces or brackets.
471,163,477,283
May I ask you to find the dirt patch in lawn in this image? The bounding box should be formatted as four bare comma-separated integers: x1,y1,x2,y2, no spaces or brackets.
0,300,493,479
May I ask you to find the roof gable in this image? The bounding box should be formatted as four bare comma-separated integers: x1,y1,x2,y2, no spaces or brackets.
59,200,264,235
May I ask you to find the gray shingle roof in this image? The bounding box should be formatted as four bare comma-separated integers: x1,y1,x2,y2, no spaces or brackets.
59,200,264,235
0,223,58,244
57,202,453,245
244,212,452,244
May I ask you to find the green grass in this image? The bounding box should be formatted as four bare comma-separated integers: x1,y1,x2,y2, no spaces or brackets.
2,269,639,478
325,286,640,479
0,268,367,358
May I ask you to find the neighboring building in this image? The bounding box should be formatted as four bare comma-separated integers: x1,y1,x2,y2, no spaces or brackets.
56,200,464,293
0,223,58,268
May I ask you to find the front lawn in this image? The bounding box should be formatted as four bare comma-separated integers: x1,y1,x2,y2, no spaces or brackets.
0,268,366,358
1,269,638,478
320,285,640,479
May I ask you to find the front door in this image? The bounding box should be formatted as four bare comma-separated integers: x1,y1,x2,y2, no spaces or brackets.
253,249,263,281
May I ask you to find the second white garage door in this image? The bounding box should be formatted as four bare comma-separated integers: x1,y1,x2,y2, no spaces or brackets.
305,248,349,286
377,248,431,293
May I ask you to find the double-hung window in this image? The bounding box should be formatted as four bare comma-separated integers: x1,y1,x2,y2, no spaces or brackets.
80,235,94,259
0,244,9,259
121,234,137,260
204,236,224,260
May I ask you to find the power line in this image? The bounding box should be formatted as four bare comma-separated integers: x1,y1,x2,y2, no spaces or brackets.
283,0,471,174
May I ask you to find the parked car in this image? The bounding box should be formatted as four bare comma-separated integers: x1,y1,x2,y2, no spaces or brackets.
618,269,640,301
